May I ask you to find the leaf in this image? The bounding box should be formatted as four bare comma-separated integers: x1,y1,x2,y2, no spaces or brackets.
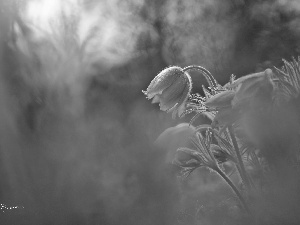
283,59,300,93
212,130,235,157
194,124,212,133
180,167,197,178
177,147,203,160
273,66,289,78
205,129,212,148
210,144,235,163
272,58,300,102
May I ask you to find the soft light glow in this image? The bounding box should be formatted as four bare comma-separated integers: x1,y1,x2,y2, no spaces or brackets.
18,0,152,70
23,0,78,33
26,0,60,20
25,0,61,28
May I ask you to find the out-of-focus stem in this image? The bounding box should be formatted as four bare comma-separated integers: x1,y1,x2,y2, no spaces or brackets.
183,65,218,93
228,125,251,190
214,165,251,214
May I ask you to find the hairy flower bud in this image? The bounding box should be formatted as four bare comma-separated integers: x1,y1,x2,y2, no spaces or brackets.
230,69,274,109
205,90,235,110
143,66,192,118
155,123,196,163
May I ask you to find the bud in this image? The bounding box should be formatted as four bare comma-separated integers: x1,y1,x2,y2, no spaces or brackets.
211,107,239,127
204,90,238,127
230,69,274,109
143,66,192,118
205,90,235,110
155,123,196,163
227,69,272,89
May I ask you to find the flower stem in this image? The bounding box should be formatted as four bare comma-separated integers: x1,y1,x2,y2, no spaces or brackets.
228,125,251,190
214,165,251,214
183,65,218,93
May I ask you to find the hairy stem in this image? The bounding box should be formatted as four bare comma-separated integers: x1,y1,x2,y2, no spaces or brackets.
183,65,218,93
228,125,251,190
214,165,251,214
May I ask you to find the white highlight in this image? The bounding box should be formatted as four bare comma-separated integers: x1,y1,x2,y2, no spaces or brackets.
0,203,24,213
23,0,78,34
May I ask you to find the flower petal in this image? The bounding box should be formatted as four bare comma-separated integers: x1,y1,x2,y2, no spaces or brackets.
232,71,274,109
172,102,185,118
226,70,267,89
205,90,235,109
212,107,239,127
151,95,161,103
159,74,189,111
168,73,192,118
145,66,184,99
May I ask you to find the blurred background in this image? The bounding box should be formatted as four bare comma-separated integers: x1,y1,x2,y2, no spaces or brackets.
0,0,300,224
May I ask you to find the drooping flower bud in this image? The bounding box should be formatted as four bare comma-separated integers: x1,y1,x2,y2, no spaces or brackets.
143,66,192,118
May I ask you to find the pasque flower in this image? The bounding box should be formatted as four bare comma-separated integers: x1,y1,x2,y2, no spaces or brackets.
204,69,274,127
205,90,238,127
229,69,274,110
205,90,235,110
154,123,196,163
143,66,192,118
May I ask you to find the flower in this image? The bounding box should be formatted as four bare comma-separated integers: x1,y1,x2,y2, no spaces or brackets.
205,90,235,110
204,69,274,127
228,69,274,110
155,123,196,163
205,90,238,127
143,66,192,118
